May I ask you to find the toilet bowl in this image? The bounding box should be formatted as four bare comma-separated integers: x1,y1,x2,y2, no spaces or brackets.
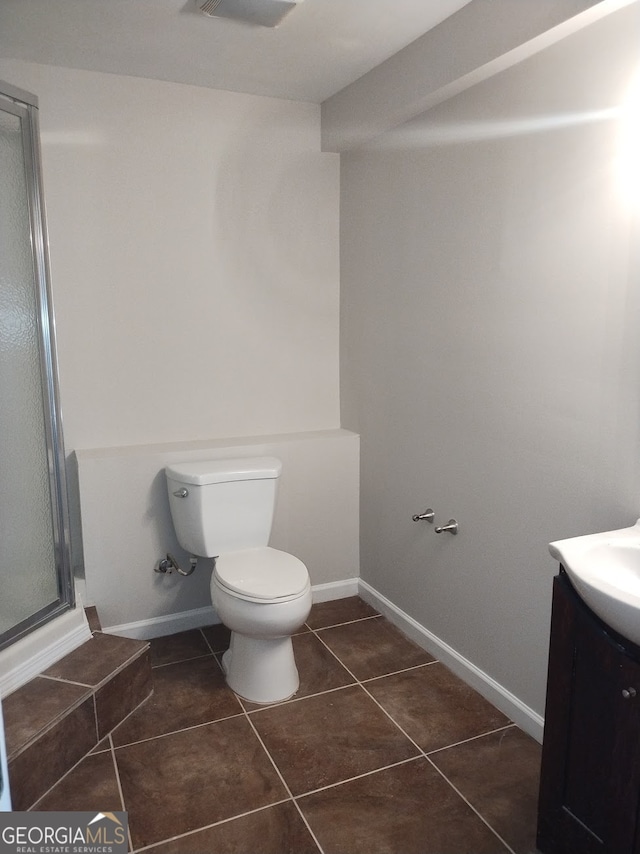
212,547,311,703
165,457,311,704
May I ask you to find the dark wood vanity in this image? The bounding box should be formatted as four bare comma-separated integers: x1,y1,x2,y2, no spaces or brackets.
537,569,640,853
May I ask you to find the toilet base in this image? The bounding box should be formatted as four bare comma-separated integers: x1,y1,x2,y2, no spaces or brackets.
222,632,300,704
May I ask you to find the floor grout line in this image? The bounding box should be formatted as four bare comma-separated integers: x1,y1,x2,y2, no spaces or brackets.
294,754,424,800
28,734,104,811
243,708,326,854
26,689,154,811
309,629,362,680
198,626,229,658
110,708,245,752
151,652,213,669
357,677,425,754
313,630,429,757
360,658,438,682
91,647,152,692
211,650,227,675
41,645,152,693
307,613,381,632
235,624,518,850
106,687,157,746
310,620,523,845
425,722,517,756
242,681,357,713
108,735,133,852
91,692,100,749
39,673,98,689
129,798,294,853
24,602,538,852
8,686,96,761
424,753,517,854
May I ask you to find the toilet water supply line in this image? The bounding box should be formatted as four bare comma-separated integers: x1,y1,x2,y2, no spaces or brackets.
156,482,198,575
155,553,198,576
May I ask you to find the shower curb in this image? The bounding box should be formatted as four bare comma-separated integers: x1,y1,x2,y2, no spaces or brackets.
3,610,153,810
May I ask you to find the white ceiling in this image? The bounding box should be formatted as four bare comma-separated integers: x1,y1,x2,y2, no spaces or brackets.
0,0,474,103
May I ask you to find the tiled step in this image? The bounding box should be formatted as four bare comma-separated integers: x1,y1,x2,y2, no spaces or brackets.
3,614,152,810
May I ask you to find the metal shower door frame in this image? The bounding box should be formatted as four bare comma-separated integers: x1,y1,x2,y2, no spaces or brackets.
0,79,74,651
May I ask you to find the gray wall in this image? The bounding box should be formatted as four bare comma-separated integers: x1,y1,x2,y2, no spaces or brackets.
340,3,640,715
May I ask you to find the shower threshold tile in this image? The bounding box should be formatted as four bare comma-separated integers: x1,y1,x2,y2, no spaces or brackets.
95,648,153,739
9,695,97,810
3,676,92,759
43,631,149,688
85,605,102,633
111,656,242,747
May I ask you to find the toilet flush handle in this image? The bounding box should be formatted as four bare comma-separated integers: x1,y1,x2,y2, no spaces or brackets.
173,488,189,498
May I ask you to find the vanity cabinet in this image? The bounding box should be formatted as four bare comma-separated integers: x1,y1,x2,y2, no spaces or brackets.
537,570,640,853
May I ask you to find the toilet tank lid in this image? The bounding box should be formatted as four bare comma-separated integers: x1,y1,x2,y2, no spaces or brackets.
165,457,282,486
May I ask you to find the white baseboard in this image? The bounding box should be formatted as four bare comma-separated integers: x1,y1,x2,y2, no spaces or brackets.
358,579,544,743
1,573,542,746
311,577,359,603
104,577,361,640
0,606,92,698
105,605,219,640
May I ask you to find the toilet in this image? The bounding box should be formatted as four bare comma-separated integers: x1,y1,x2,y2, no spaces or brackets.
165,457,311,704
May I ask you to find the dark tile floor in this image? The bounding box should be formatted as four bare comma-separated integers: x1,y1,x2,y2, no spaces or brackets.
5,632,151,809
30,597,542,854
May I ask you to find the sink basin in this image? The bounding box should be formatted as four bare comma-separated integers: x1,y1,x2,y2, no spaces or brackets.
549,520,640,646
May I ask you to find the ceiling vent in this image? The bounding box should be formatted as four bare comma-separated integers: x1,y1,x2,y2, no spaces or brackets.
197,0,303,28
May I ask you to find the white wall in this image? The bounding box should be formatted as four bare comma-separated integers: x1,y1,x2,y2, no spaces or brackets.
0,60,340,450
0,61,351,625
341,2,640,718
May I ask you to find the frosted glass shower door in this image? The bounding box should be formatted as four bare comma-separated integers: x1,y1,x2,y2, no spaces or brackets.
0,85,73,648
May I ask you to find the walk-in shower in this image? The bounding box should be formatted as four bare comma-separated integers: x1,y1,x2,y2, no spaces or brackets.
0,80,74,654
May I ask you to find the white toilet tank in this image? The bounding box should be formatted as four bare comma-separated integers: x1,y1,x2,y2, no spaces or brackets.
165,457,282,557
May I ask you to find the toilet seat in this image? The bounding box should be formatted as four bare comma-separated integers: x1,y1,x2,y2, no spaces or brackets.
214,547,309,604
